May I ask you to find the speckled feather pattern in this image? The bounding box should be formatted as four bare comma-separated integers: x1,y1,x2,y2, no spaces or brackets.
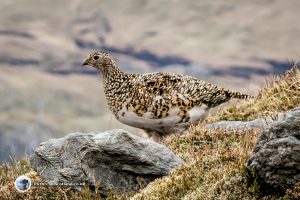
82,51,254,138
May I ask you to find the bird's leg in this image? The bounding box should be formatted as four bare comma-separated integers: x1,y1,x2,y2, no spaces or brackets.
186,118,207,136
145,129,163,143
194,119,208,134
197,118,207,128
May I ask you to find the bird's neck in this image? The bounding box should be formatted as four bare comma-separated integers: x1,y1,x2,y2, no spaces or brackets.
100,62,124,84
99,63,127,114
99,62,126,98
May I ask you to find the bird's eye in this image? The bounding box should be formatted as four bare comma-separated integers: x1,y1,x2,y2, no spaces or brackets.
93,55,99,60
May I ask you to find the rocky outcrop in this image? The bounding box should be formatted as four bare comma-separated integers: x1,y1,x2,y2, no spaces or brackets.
30,129,182,196
247,107,300,193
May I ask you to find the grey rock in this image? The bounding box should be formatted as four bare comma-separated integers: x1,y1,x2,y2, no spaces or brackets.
30,129,183,196
207,118,268,132
247,107,300,192
207,111,288,132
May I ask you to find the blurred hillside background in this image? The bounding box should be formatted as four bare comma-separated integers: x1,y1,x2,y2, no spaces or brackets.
0,0,299,162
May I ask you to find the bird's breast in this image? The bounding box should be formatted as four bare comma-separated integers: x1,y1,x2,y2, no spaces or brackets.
116,101,182,129
116,99,209,130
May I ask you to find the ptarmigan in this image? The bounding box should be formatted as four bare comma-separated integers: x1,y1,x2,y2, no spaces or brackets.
82,51,253,139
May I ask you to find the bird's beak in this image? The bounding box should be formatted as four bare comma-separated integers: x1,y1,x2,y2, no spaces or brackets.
81,57,90,66
81,60,89,66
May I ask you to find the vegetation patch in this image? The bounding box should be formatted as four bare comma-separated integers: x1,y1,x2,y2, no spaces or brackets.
131,65,300,200
131,126,261,200
208,65,300,122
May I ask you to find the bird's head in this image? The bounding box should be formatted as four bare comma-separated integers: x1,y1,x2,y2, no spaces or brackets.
82,51,116,70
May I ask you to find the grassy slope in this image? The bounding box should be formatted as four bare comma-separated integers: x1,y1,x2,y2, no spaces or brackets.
0,66,299,199
130,66,300,200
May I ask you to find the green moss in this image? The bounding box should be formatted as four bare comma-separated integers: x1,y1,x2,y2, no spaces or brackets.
247,167,261,196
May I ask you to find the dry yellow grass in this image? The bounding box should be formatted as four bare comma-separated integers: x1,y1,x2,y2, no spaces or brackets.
131,126,261,200
208,65,300,122
129,65,300,200
0,66,299,199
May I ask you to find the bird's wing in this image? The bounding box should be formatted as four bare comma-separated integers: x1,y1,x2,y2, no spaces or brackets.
133,72,252,108
135,72,188,96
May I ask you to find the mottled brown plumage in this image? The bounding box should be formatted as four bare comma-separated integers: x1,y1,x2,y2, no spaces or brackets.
82,51,254,138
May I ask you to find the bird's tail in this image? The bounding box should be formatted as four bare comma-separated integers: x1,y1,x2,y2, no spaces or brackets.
228,90,254,100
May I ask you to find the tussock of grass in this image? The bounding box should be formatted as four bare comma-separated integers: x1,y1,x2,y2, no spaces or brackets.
131,127,261,200
1,66,299,199
208,65,300,122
